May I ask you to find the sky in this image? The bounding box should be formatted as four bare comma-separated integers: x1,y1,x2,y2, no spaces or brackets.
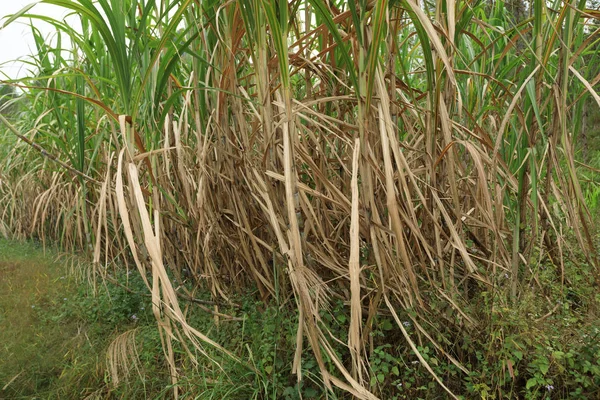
0,0,75,80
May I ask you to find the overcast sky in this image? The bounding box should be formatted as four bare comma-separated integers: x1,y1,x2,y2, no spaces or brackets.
0,1,75,80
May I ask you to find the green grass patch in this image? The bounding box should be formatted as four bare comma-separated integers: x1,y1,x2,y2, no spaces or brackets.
0,239,161,399
0,239,338,399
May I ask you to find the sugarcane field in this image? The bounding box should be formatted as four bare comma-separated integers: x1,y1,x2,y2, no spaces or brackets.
2,1,600,399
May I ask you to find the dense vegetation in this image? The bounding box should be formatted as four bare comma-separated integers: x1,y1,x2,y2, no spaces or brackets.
2,0,600,398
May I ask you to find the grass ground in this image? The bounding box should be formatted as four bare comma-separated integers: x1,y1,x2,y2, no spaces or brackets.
0,239,164,399
0,240,88,398
0,238,334,400
2,236,600,399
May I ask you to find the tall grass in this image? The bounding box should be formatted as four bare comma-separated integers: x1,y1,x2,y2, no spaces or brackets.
1,0,599,397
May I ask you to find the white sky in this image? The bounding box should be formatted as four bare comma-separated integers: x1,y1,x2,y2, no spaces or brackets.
0,0,75,80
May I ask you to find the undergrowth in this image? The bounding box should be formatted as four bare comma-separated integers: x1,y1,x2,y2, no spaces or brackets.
2,238,600,399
